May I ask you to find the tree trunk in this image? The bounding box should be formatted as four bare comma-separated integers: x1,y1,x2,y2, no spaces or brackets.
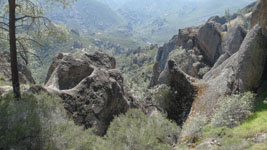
8,0,21,99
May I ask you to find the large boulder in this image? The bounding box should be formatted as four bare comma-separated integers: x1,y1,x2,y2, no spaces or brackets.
222,25,247,55
213,25,247,68
0,51,35,84
33,50,135,135
156,27,200,72
149,26,211,87
197,22,223,64
146,59,196,125
193,25,267,119
165,48,210,78
251,0,267,37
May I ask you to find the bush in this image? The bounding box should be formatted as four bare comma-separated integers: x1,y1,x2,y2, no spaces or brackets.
211,92,255,128
0,93,104,150
104,109,180,150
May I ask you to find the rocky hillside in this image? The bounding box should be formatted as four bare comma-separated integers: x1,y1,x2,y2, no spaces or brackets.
0,0,267,150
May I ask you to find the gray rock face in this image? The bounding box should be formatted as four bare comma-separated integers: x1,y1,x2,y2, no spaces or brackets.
150,26,211,87
0,51,35,84
156,27,200,72
207,16,227,25
156,35,178,71
194,25,267,118
148,62,160,88
176,27,199,50
36,50,134,135
45,51,116,90
58,69,130,135
146,60,196,125
213,25,247,68
160,48,210,79
251,0,267,37
222,25,247,55
197,22,223,64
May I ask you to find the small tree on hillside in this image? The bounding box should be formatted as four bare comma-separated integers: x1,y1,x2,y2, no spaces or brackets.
225,8,231,28
0,0,73,99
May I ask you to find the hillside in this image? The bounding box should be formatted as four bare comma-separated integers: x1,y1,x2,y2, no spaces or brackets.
101,0,256,43
49,0,255,45
48,0,124,34
1,0,267,150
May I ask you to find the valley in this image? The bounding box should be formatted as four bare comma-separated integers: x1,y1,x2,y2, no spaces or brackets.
0,0,267,150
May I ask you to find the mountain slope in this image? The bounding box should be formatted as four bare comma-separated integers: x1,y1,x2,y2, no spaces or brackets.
100,0,256,43
48,0,124,34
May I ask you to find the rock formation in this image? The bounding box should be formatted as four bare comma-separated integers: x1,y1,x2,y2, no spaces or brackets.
195,25,267,117
213,24,247,68
31,50,136,135
251,0,267,37
148,1,267,142
197,21,223,64
145,60,196,125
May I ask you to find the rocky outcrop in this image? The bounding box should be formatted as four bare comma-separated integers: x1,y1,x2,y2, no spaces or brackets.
32,50,135,136
251,0,267,37
146,60,196,125
222,25,247,54
150,20,226,87
197,22,223,64
156,35,178,71
213,25,247,68
45,51,116,90
193,25,267,118
208,16,227,25
0,51,35,84
149,26,212,87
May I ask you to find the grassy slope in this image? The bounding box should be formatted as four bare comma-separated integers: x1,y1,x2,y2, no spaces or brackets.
200,83,267,150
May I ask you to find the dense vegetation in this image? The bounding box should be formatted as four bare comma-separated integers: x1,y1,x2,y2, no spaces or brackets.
0,93,180,150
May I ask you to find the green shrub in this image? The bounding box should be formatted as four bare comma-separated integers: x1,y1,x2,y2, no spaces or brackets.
0,93,104,150
104,109,180,150
211,92,255,128
0,75,11,86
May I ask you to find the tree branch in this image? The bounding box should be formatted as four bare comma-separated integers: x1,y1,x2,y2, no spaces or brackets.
0,26,9,32
17,39,29,65
0,22,9,27
16,15,51,22
17,39,43,64
17,37,44,48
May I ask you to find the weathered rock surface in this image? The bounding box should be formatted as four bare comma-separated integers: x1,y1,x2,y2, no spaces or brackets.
197,22,223,64
150,26,211,87
213,25,247,68
251,0,267,37
0,51,35,84
146,60,196,125
207,16,227,25
33,50,135,135
193,25,267,118
222,25,247,55
156,35,178,71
